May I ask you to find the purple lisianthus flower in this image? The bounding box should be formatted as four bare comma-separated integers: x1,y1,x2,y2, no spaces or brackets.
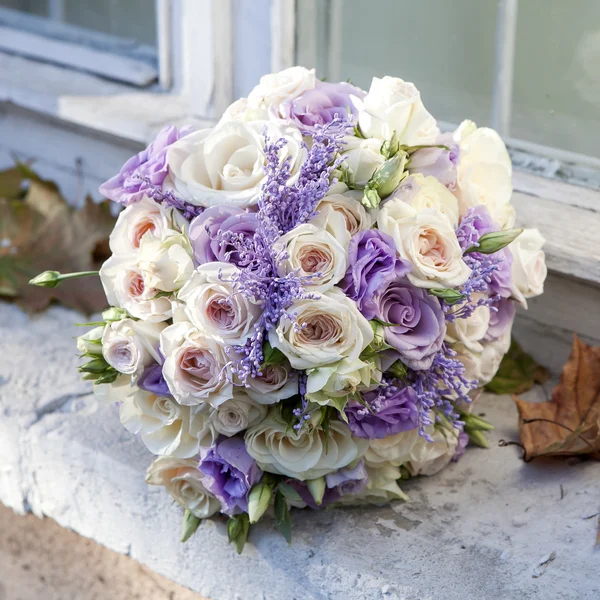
409,132,460,189
277,81,365,134
188,205,258,267
340,230,410,320
198,437,262,516
100,125,193,206
325,461,369,496
458,206,513,297
375,278,446,370
138,362,170,396
452,431,470,462
485,297,516,340
346,383,419,439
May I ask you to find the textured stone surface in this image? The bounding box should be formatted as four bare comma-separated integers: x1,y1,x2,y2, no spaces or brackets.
0,503,206,600
1,301,599,600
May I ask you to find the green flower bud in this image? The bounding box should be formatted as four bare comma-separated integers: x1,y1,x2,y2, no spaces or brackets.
465,228,523,255
429,288,466,305
306,476,326,505
29,271,61,288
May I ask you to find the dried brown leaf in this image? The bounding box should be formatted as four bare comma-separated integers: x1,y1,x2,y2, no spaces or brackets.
0,167,114,314
513,335,600,461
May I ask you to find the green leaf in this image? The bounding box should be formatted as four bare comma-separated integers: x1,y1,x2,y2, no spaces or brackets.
466,428,491,448
277,482,302,504
388,360,408,380
248,482,274,524
464,228,523,255
93,370,119,385
274,490,292,545
261,340,287,367
485,338,549,395
429,288,466,305
181,509,201,543
227,514,250,554
380,131,400,160
330,396,349,423
306,476,326,506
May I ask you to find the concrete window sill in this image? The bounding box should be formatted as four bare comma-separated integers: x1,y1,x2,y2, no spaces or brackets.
1,302,599,600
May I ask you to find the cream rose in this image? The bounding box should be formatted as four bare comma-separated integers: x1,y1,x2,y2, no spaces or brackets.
445,297,490,353
166,120,305,209
217,97,269,125
355,76,439,144
160,321,233,407
276,222,348,292
245,364,298,404
100,255,172,322
338,463,408,505
119,387,216,458
211,390,268,437
454,121,515,229
137,232,194,293
509,228,547,307
405,428,459,477
247,66,316,109
269,288,374,370
245,409,368,480
306,357,381,404
109,196,186,256
341,136,385,187
392,174,460,228
377,202,470,289
312,191,373,236
177,263,261,344
101,318,165,378
146,456,220,518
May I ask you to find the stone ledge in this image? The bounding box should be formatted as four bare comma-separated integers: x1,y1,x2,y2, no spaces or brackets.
1,302,600,600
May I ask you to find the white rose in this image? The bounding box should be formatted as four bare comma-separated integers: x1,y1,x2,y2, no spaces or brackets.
146,456,220,518
177,263,261,344
100,255,172,322
445,297,490,353
306,357,381,404
365,427,422,466
137,232,194,293
166,120,305,209
119,387,216,458
355,76,439,144
245,409,368,480
341,136,385,187
455,324,512,387
391,174,460,228
312,191,373,236
101,318,165,377
211,390,268,437
247,66,316,109
269,288,374,370
109,196,186,256
276,222,348,292
217,97,269,125
454,121,515,229
76,325,105,355
405,428,459,477
377,202,470,289
160,321,233,407
509,228,547,308
245,364,298,404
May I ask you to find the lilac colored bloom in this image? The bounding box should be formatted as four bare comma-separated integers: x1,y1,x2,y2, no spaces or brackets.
198,436,262,516
409,132,460,189
277,81,365,134
375,278,446,370
138,362,170,396
485,297,516,340
339,230,409,320
325,461,368,496
188,206,258,267
100,125,193,206
346,383,419,439
452,431,470,462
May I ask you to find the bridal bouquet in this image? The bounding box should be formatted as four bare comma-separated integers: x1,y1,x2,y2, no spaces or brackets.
33,67,547,551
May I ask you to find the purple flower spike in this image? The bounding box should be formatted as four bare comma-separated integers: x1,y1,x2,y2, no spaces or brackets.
198,437,262,516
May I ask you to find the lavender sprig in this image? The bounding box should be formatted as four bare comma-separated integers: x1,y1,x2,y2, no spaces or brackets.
137,176,204,220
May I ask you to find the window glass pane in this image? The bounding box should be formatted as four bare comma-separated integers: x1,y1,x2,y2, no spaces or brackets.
0,0,156,47
296,0,498,127
512,0,600,158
